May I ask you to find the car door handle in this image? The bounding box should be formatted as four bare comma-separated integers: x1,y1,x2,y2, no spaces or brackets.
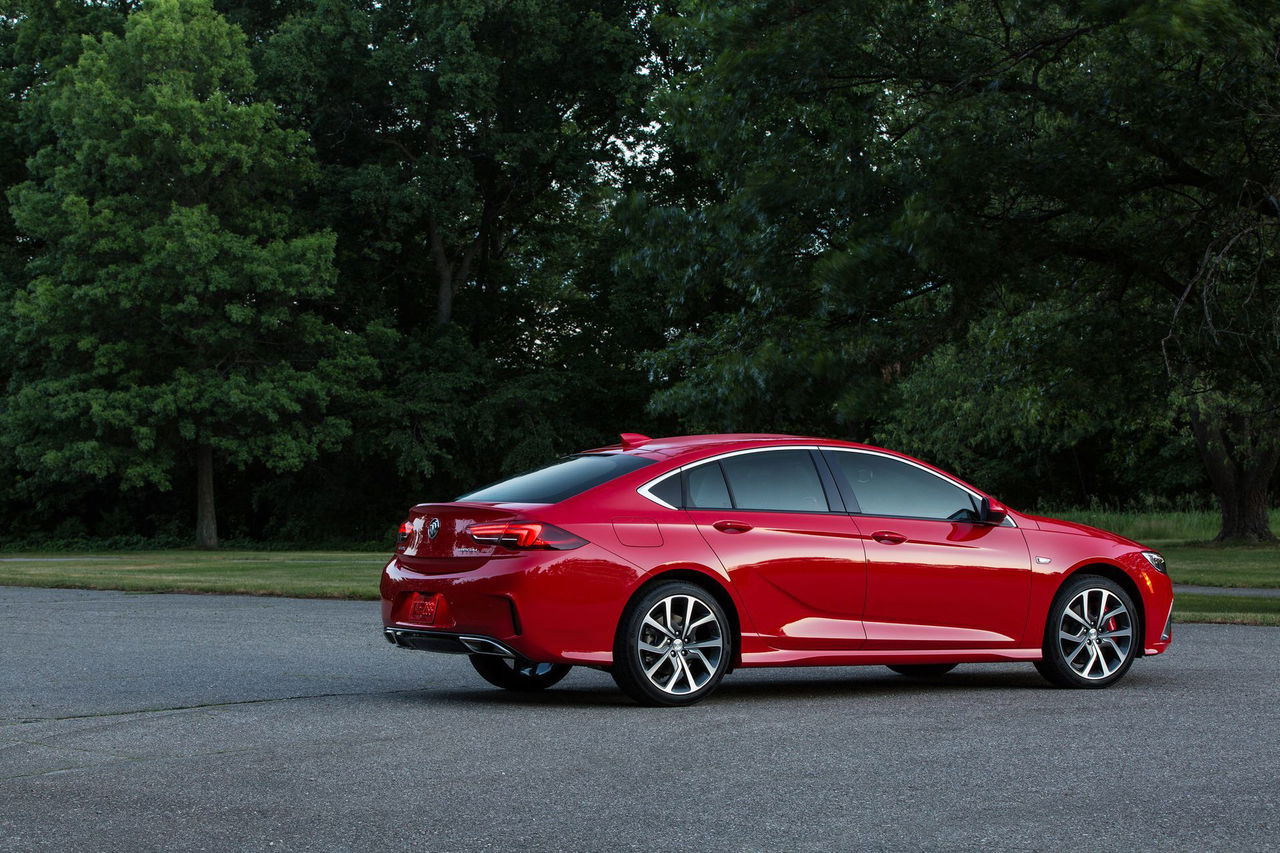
713,520,753,534
872,530,907,545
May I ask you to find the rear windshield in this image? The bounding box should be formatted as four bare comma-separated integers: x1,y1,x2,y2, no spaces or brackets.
457,454,655,504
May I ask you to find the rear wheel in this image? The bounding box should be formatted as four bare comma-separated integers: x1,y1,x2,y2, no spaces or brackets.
1035,575,1138,688
886,664,957,677
469,655,571,692
611,581,731,706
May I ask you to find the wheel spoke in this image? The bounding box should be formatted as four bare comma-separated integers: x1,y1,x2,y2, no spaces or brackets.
679,656,697,692
1081,644,1099,677
1059,629,1085,643
1094,590,1110,625
683,597,695,639
645,654,669,679
643,615,675,640
1064,608,1091,629
1064,640,1089,663
1101,606,1126,624
689,648,716,673
1099,627,1131,639
687,613,716,632
664,663,683,692
685,637,722,650
1104,637,1126,658
1097,648,1115,677
638,639,669,655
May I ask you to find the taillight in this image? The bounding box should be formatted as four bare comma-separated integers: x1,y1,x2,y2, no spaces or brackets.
465,521,587,550
397,520,412,545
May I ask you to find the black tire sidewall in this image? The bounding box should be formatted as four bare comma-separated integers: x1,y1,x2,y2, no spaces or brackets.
1040,575,1138,689
611,581,732,707
469,654,571,691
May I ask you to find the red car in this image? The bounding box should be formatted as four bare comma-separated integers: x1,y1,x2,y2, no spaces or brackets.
381,434,1173,706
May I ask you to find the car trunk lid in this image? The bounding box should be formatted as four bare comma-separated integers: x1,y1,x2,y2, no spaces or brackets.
395,503,527,574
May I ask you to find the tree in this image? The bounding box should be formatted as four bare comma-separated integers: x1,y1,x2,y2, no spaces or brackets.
632,0,1280,540
4,0,370,547
244,0,662,491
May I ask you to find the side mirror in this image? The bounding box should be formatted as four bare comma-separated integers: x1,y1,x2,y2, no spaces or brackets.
979,496,1008,526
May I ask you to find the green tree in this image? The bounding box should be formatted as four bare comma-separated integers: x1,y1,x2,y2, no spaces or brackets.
4,0,370,547
248,0,661,490
634,0,1280,540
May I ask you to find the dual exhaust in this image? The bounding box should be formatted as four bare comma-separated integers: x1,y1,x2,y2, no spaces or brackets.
384,627,516,658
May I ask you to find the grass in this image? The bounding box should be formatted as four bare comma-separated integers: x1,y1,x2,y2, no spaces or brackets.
0,550,384,599
1174,593,1280,627
0,514,1276,626
1048,507,1280,546
1158,543,1280,588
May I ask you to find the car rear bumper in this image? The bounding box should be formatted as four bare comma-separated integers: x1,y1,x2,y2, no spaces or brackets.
380,547,640,665
383,627,520,657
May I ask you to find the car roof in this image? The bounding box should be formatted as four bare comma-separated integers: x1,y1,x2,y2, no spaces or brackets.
583,433,874,461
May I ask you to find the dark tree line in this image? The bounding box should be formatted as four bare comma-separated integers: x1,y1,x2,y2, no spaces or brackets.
0,0,1276,545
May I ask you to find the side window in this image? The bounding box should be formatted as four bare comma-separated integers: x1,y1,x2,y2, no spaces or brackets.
828,452,976,520
719,450,829,513
646,474,682,508
686,463,732,508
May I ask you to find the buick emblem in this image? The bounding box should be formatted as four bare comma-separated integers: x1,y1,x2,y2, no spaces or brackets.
427,517,441,540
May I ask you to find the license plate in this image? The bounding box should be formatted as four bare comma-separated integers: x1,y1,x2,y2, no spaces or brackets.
410,594,438,623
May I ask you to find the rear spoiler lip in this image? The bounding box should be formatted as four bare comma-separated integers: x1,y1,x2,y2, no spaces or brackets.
408,500,550,512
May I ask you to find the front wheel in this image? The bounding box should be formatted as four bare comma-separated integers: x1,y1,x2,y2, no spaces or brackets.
469,655,571,692
1035,575,1138,688
611,581,732,706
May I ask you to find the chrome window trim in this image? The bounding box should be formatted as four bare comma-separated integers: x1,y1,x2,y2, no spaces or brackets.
636,473,681,510
822,447,1018,528
636,444,1016,527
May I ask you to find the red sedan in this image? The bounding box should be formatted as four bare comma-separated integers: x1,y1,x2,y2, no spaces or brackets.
381,434,1173,705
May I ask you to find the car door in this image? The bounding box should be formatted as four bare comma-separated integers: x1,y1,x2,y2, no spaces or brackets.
823,449,1032,650
682,448,867,650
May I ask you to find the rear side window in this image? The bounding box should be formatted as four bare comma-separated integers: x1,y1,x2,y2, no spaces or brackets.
686,463,732,508
647,474,683,508
719,450,829,513
827,451,976,520
458,454,654,504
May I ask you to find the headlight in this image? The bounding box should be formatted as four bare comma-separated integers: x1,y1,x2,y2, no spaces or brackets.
1141,551,1167,574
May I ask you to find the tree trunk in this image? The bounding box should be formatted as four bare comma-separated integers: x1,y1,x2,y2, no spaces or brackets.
1189,411,1278,543
196,444,218,549
428,217,483,327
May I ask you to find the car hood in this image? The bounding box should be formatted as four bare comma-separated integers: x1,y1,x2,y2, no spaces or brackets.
1020,514,1145,549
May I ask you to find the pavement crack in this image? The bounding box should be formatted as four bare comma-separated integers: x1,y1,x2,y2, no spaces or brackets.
5,688,423,725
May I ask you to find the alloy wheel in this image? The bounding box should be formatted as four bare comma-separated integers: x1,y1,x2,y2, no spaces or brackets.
1056,587,1134,680
635,593,725,695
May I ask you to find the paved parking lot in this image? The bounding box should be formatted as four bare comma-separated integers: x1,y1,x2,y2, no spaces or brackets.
1,586,1277,851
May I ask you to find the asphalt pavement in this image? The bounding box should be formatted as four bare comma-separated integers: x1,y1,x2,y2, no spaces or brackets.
1,586,1276,852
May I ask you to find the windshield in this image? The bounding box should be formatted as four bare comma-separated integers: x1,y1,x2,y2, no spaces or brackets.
457,454,655,504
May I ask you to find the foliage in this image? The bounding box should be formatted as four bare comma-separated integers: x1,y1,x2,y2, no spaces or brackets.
2,0,370,543
624,0,1280,539
0,0,1277,545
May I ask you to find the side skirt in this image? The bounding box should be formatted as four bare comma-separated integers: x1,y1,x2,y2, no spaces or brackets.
739,647,1042,667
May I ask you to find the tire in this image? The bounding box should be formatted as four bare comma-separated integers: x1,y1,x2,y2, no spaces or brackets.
886,664,958,677
469,655,571,692
611,581,732,706
1035,574,1138,688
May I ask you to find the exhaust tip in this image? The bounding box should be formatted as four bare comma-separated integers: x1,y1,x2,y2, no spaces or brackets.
459,635,515,657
